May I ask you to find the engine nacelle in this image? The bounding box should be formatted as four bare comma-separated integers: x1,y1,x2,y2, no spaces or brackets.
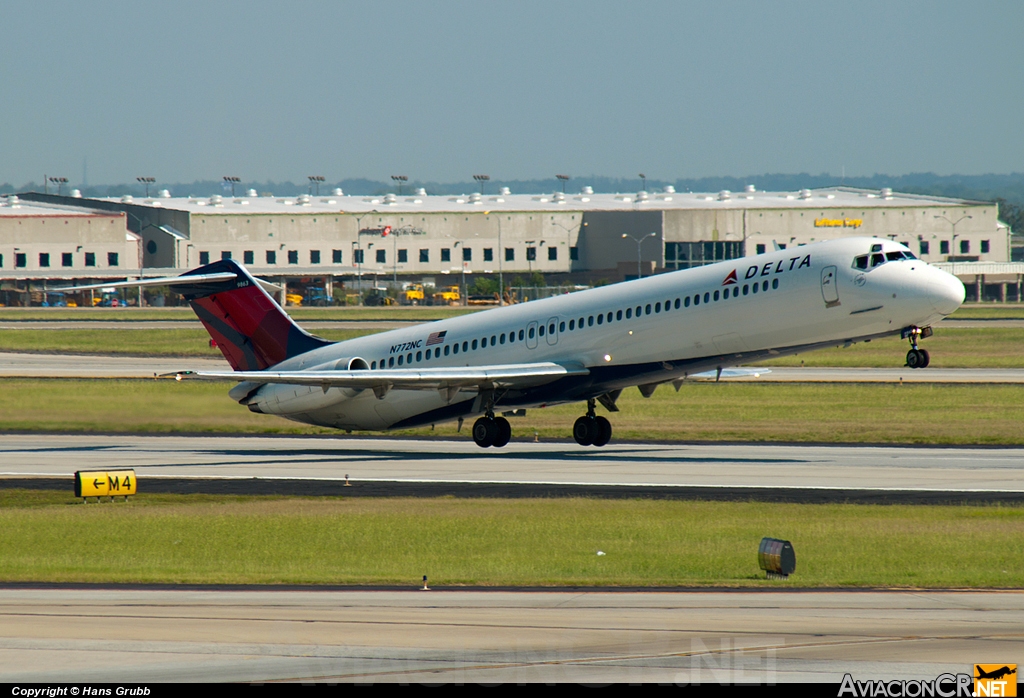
244,356,370,414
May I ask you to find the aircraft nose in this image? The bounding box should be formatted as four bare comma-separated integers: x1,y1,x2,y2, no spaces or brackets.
927,270,965,316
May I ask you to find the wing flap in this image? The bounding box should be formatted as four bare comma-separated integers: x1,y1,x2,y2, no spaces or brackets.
174,362,588,392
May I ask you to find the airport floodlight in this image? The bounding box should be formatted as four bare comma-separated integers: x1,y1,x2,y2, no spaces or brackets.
473,174,490,194
639,173,647,192
136,177,156,197
555,174,570,193
622,232,657,279
223,176,241,196
391,175,409,196
48,176,69,196
758,537,796,579
308,175,326,195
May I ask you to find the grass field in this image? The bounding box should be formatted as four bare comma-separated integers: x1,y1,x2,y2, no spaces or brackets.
0,492,1019,587
1,378,1022,444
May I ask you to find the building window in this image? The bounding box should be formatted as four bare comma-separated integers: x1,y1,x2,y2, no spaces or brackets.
266,250,276,264
376,249,386,264
462,248,472,262
940,241,950,254
398,249,408,263
483,248,493,262
221,251,231,260
664,241,744,270
0,254,3,267
505,248,515,261
39,253,50,267
419,249,429,263
526,247,536,261
353,249,363,264
85,252,95,267
441,248,451,262
960,240,970,254
15,253,26,268
569,247,578,261
310,250,321,264
244,250,254,265
288,250,298,264
919,241,930,256
108,252,119,266
333,249,342,264
199,251,210,265
756,244,766,255
548,247,557,261
981,240,990,254
61,252,72,266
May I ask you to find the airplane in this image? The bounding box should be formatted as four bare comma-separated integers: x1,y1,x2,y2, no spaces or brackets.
61,236,965,448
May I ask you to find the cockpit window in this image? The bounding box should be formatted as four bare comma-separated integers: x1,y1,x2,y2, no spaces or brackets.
853,255,868,270
903,251,917,259
886,251,904,261
871,253,885,267
855,248,916,271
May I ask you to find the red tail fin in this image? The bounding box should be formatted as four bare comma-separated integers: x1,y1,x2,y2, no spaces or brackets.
176,260,332,370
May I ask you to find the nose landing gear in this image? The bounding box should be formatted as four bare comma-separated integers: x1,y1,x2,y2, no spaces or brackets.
573,399,613,447
903,326,933,369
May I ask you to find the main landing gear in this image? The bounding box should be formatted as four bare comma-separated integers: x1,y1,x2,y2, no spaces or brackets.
573,399,612,447
903,326,933,369
472,413,511,448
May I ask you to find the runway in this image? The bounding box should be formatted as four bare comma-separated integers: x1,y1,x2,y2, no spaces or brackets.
0,588,1019,683
1,434,1023,497
2,351,1023,381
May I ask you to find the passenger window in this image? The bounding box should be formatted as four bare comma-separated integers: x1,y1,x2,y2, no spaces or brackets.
694,295,700,306
462,341,468,352
559,322,565,332
636,306,642,316
569,319,575,330
424,351,430,361
579,317,584,328
472,339,478,350
435,347,441,357
674,298,681,309
684,297,690,307
626,308,632,318
519,329,525,340
416,351,422,361
453,343,459,354
500,333,506,344
491,335,497,345
588,316,594,326
398,355,404,366
371,361,376,369
762,280,769,291
772,278,779,289
616,310,622,321
550,323,556,334
854,255,868,270
645,304,652,315
389,357,395,367
444,345,450,356
665,299,671,310
655,302,661,313
539,325,545,336
597,314,603,325
407,353,412,364
606,312,612,323
528,327,535,338
713,291,719,301
752,283,758,294
703,293,709,304
733,286,739,297
743,284,749,295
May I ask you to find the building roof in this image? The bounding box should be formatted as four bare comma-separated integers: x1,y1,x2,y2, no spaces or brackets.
0,196,122,218
92,187,987,216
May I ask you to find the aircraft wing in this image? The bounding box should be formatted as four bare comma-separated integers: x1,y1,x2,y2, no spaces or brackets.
174,362,589,394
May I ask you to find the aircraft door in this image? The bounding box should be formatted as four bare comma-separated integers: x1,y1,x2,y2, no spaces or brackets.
820,265,841,308
545,317,559,346
526,321,539,349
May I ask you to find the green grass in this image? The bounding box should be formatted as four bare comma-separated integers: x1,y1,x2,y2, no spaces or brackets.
950,304,1024,320
0,493,1019,587
1,379,1022,444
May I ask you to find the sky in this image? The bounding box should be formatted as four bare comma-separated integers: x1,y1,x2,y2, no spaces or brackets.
1,0,1022,186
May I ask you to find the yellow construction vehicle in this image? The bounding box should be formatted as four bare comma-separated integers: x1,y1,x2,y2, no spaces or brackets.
432,285,461,305
400,283,426,305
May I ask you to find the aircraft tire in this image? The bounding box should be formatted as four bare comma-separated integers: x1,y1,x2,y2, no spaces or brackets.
918,349,930,368
492,417,512,448
472,417,495,448
573,416,594,446
906,349,922,369
593,416,612,447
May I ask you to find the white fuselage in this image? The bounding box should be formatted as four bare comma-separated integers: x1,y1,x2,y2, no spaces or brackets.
242,237,964,430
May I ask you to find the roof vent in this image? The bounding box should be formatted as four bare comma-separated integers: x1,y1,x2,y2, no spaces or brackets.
208,195,222,206
663,185,676,194
158,189,171,198
70,189,82,198
798,189,812,199
581,186,594,195
296,194,311,205
246,189,257,197
333,188,344,196
121,195,134,203
636,190,649,202
745,184,756,193
499,186,511,196
468,192,482,203
4,195,20,207
880,187,893,199
415,187,427,196
383,193,397,204
553,191,565,203
717,190,731,201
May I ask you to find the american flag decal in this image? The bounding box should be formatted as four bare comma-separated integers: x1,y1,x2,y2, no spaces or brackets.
426,330,447,346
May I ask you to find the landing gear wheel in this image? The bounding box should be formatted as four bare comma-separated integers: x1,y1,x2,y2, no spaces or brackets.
592,416,612,447
472,417,496,448
492,417,512,448
906,349,927,369
917,348,930,368
573,416,595,446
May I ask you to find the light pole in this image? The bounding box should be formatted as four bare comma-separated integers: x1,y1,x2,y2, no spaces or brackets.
136,177,155,197
485,211,506,304
622,232,657,279
473,174,490,195
351,240,362,299
223,176,240,197
391,175,408,196
935,214,972,259
49,177,68,196
555,174,570,194
308,175,325,195
552,219,587,271
639,173,647,192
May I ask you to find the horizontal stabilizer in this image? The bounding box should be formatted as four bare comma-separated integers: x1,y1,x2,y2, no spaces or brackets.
173,362,589,392
54,273,282,295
